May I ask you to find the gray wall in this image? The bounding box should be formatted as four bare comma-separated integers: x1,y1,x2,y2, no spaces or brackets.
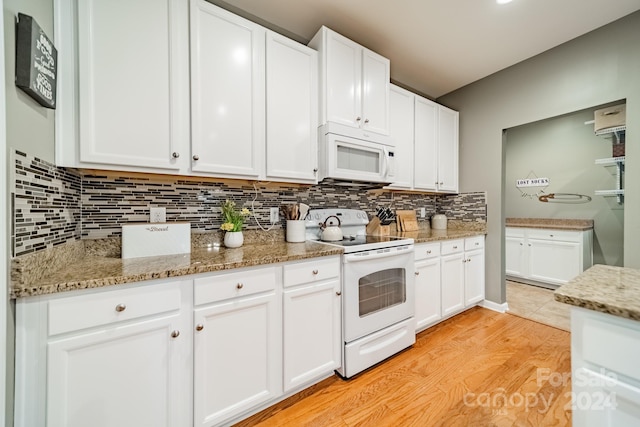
4,0,55,162
505,106,624,266
438,11,640,304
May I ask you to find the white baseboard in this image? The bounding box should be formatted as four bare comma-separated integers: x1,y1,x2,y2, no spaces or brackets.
480,300,509,313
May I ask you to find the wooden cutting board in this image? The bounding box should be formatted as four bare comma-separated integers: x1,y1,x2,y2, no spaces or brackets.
395,210,419,231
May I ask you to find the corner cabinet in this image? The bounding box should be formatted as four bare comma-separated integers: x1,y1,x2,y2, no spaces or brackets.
55,0,318,184
55,0,190,172
14,279,193,427
387,84,459,193
309,26,390,136
506,227,593,288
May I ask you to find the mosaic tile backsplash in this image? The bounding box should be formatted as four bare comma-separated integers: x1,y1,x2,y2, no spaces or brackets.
12,150,487,256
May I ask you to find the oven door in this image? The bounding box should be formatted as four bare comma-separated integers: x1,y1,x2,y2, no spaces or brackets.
342,245,415,343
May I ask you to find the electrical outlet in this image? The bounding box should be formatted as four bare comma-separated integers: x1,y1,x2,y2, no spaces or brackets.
270,207,279,224
420,207,426,218
150,207,166,223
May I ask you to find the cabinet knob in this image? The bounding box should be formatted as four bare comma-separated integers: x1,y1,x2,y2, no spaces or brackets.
415,271,420,276
453,246,458,249
356,116,361,122
172,152,180,158
236,283,244,289
195,324,204,331
467,258,471,262
528,243,532,247
439,182,444,185
115,303,126,312
336,291,342,296
462,259,467,263
550,234,554,237
519,243,523,246
171,330,180,338
475,242,479,246
313,168,318,173
193,155,200,161
364,118,369,124
426,250,431,254
312,269,319,275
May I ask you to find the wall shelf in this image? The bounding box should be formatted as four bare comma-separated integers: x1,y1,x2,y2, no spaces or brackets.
595,156,625,166
594,156,624,204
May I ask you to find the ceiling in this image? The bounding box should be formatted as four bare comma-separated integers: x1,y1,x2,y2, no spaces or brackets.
211,0,640,98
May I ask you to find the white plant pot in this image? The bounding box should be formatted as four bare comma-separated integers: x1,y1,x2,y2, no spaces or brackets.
223,231,243,248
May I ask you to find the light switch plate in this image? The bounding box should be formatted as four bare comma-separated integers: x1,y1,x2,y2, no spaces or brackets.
150,207,166,223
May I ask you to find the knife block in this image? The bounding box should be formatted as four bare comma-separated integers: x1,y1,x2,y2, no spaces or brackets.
366,217,390,236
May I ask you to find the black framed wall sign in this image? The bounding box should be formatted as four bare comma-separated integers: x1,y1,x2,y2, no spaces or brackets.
15,13,57,109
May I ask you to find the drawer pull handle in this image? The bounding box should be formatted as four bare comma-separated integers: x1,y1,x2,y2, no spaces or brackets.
426,250,431,254
336,291,342,296
236,283,244,289
115,303,126,312
195,324,204,331
171,330,180,338
453,246,458,249
415,271,420,276
312,269,319,275
550,234,554,237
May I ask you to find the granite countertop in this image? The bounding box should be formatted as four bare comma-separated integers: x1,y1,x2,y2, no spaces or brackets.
11,221,486,299
555,264,640,321
11,240,342,298
506,217,594,231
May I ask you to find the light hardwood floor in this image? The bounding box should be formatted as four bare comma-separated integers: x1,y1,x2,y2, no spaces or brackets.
506,281,571,331
235,307,572,426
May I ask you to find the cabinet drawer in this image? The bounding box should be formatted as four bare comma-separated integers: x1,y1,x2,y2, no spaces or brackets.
414,242,440,261
527,229,581,242
48,281,183,336
283,256,340,288
505,227,525,238
440,239,464,255
579,311,640,383
194,266,277,305
465,236,484,251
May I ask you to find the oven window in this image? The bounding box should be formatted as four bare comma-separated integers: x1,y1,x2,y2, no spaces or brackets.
358,268,406,317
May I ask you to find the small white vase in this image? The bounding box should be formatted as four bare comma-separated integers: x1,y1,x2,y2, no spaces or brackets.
223,231,243,248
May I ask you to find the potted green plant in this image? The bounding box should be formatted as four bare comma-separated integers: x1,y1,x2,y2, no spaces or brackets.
220,200,250,248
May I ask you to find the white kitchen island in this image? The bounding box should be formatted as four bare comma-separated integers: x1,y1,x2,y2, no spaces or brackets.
555,264,640,426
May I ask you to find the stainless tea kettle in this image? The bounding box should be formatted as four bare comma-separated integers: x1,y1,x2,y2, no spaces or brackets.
319,215,343,241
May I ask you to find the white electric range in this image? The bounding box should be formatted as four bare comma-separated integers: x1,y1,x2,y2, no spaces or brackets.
305,208,416,378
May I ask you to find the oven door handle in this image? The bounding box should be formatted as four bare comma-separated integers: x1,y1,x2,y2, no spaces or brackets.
343,247,413,263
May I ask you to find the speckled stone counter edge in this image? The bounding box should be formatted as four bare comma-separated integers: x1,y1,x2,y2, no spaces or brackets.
506,217,594,231
11,221,486,299
555,264,640,322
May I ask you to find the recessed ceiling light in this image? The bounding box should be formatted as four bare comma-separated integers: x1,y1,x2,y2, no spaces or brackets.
497,0,513,4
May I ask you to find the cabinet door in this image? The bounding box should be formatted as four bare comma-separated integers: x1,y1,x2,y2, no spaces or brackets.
528,239,582,285
387,85,414,189
505,235,526,277
190,0,265,178
414,257,441,331
437,106,459,193
266,32,318,183
283,279,341,392
413,96,438,191
74,0,189,170
324,30,362,128
441,252,465,316
361,49,390,135
193,291,281,427
464,249,485,306
47,314,189,427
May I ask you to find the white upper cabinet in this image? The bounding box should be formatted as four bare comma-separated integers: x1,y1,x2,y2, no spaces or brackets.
55,0,190,171
190,0,265,179
309,26,390,135
388,84,459,193
437,106,459,193
266,32,318,183
386,85,414,189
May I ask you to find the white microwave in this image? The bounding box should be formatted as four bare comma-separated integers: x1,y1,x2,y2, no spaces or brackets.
318,124,396,185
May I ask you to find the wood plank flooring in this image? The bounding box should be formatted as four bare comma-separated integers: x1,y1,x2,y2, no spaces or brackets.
235,307,571,427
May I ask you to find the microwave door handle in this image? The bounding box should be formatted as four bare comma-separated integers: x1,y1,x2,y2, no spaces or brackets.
382,148,388,178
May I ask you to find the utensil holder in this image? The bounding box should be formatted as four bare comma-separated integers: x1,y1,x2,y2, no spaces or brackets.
286,220,306,242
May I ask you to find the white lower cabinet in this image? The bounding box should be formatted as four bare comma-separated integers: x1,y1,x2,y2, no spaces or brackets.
415,236,485,332
506,227,593,287
282,257,341,392
193,266,281,427
571,307,640,426
14,279,192,427
414,242,442,331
